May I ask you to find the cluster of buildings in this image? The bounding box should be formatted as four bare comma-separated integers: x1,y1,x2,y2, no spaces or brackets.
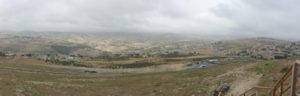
225,42,300,60
0,51,86,63
97,50,200,59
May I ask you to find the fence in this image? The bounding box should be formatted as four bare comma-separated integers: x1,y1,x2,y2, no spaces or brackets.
270,62,298,96
239,86,272,96
240,61,299,96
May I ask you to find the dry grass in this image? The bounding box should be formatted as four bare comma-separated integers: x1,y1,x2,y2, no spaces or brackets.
1,57,298,96
83,55,214,68
0,57,246,96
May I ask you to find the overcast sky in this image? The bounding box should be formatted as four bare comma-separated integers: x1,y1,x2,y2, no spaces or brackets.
0,0,299,39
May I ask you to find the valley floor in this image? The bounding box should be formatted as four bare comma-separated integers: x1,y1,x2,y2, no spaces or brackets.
0,57,299,96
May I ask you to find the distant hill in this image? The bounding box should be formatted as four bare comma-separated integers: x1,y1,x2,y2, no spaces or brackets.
213,37,291,50
0,32,298,58
0,34,101,56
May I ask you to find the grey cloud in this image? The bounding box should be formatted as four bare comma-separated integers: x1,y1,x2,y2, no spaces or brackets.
0,0,228,33
0,0,299,40
213,0,300,39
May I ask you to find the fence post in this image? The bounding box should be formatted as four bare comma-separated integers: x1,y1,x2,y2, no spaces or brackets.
272,88,275,96
280,81,283,96
290,63,297,96
256,91,258,96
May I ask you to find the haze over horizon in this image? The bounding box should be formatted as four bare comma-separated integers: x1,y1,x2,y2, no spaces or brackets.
0,0,299,40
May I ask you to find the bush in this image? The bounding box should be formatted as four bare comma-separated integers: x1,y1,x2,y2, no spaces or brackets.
25,53,32,57
49,60,92,68
0,52,5,56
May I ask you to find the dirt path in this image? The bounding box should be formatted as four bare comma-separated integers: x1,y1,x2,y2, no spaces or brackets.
203,63,262,96
226,71,261,95
225,63,262,96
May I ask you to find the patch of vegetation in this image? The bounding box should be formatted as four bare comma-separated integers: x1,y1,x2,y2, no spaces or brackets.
191,56,225,61
84,70,97,73
96,55,130,61
95,52,134,61
280,66,289,73
51,45,73,55
51,44,91,55
160,51,190,57
0,52,5,56
254,63,270,75
104,61,158,69
25,53,33,57
246,61,290,87
50,60,93,68
164,58,183,62
274,55,288,59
